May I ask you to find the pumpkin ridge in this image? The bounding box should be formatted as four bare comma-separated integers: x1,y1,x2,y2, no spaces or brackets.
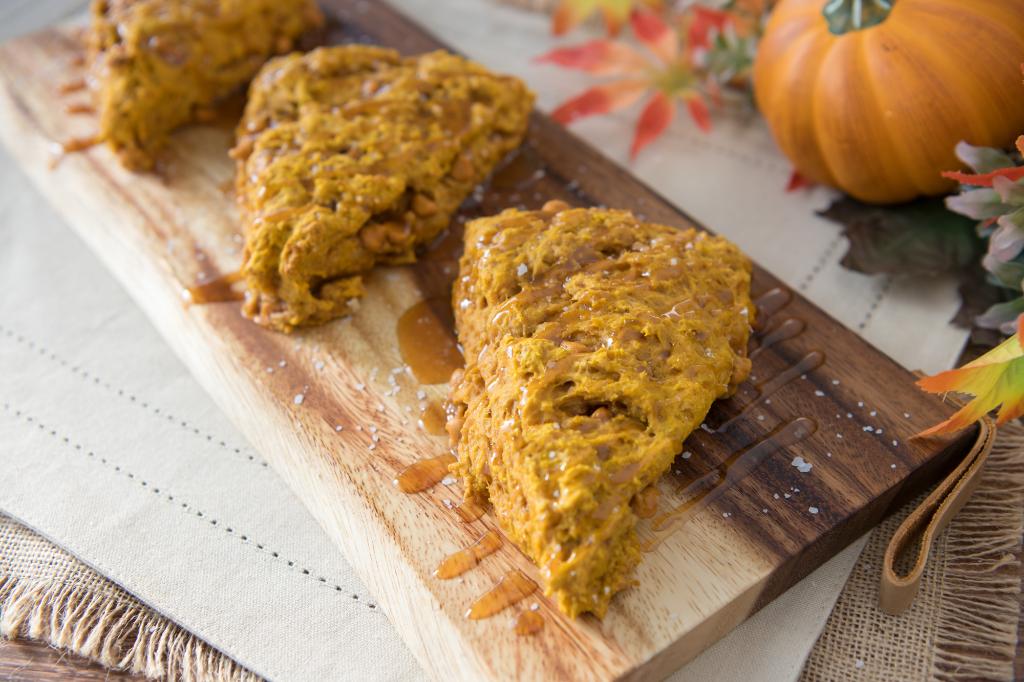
757,29,837,187
811,35,906,200
889,6,1024,159
855,29,935,197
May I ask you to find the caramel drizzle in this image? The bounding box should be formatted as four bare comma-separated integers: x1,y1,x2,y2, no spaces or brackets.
749,318,805,360
185,271,244,305
466,569,538,620
58,135,100,154
393,454,456,493
57,78,87,94
633,485,660,519
454,498,486,523
434,530,502,579
63,102,96,115
643,418,817,550
418,399,448,436
714,351,825,434
514,610,544,635
753,287,792,322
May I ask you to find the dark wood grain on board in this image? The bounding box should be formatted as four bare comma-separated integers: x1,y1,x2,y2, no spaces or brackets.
0,1,980,679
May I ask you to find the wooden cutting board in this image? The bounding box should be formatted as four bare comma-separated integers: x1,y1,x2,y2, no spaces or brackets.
0,2,975,679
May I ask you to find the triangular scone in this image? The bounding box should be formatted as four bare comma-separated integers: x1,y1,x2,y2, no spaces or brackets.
232,46,534,332
89,0,323,170
447,202,754,617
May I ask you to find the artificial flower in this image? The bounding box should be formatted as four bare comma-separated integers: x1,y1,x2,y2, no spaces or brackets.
538,11,713,159
551,0,663,36
917,316,1024,436
945,137,1024,333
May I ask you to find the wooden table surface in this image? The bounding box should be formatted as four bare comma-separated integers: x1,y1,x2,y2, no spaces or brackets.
0,1,1019,680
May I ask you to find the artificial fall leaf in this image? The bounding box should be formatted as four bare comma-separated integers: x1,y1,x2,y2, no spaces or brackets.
941,135,1024,187
819,196,983,277
916,316,1024,436
538,10,713,158
551,0,663,36
785,170,814,192
953,265,1016,332
685,6,734,52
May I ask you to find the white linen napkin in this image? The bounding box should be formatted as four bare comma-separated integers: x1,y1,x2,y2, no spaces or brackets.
0,1,967,680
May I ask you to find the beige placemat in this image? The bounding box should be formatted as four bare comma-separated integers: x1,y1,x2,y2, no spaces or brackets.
4,422,1022,681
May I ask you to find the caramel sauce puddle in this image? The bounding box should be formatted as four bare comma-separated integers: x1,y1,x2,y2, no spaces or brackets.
396,299,464,385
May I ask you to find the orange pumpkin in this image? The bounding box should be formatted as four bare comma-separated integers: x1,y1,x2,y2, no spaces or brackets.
754,0,1024,204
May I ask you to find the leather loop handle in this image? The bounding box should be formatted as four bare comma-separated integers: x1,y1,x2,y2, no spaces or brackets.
879,417,997,615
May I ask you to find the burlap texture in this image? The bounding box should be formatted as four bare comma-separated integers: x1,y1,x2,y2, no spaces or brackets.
801,423,1024,681
0,515,260,682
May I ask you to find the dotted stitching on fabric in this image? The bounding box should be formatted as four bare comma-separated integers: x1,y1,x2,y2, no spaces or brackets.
798,234,844,292
0,401,378,611
0,323,269,468
857,276,894,331
673,129,792,174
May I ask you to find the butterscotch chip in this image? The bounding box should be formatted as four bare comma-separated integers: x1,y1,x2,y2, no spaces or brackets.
88,0,323,171
447,205,754,617
233,45,534,332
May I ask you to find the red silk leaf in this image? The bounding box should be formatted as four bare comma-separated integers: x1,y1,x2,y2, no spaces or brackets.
630,91,675,158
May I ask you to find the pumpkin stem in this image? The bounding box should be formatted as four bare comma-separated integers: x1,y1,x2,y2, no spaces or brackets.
822,0,893,34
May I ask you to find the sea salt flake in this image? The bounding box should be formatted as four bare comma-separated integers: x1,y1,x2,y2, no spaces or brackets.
335,425,344,432
516,263,528,277
814,390,825,397
791,456,812,473
903,412,911,419
441,475,457,486
855,659,864,669
870,410,877,417
682,451,692,460
809,506,819,514
892,439,899,447
891,463,897,469
832,379,840,385
293,394,304,405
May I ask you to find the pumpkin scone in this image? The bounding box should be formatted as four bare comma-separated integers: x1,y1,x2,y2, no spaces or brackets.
446,201,754,617
88,0,323,171
233,46,534,332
